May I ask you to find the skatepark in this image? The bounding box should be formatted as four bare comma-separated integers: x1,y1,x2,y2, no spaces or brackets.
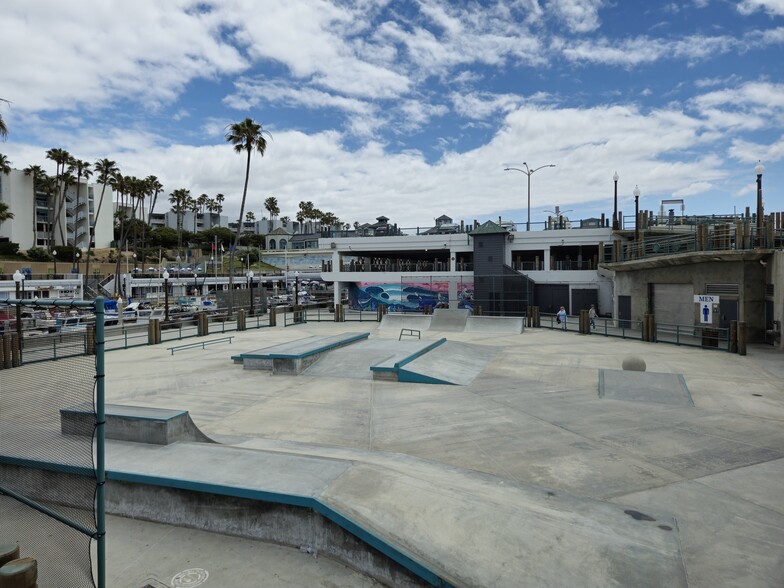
3,310,784,587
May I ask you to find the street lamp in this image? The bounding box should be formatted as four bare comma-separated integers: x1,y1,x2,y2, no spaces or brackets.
633,185,641,243
73,250,81,272
247,270,255,315
193,272,198,296
756,160,765,242
163,270,170,322
504,162,556,231
53,249,58,275
613,172,620,230
13,270,24,352
295,271,300,306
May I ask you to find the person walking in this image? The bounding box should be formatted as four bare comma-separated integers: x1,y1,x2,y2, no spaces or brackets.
557,306,567,330
588,304,597,330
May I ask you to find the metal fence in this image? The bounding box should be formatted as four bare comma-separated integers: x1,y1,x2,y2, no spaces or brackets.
539,312,731,350
0,297,106,588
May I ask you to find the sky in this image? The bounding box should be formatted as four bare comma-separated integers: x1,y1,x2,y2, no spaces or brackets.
1,0,783,230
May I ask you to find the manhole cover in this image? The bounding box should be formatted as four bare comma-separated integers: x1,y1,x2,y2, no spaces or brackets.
172,568,209,587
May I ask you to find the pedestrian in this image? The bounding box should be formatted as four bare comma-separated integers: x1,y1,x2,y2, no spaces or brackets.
588,304,597,330
556,306,567,330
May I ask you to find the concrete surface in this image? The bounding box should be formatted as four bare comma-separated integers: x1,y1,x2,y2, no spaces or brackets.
599,369,694,406
427,308,469,331
7,320,784,587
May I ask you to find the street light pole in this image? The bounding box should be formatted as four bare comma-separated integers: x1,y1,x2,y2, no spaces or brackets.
756,160,765,244
613,172,619,230
13,270,24,358
163,270,170,322
53,249,58,276
504,163,556,231
247,270,255,315
633,185,641,243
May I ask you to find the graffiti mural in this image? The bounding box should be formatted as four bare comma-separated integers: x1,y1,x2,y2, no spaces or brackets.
349,282,475,312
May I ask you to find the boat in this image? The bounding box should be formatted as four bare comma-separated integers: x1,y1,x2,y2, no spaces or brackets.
55,313,95,333
125,301,166,324
104,299,139,324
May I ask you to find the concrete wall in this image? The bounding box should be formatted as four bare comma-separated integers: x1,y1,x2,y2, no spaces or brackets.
613,258,769,341
767,250,784,351
0,463,429,587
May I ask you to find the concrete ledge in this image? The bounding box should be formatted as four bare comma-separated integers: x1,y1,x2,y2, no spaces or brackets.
236,332,371,374
60,403,214,445
0,461,438,588
370,339,447,383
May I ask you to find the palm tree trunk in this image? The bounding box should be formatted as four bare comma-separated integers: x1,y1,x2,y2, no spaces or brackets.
227,149,252,315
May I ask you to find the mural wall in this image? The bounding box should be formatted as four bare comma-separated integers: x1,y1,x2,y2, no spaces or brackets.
349,281,475,312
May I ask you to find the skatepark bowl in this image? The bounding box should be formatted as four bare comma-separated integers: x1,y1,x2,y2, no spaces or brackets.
2,309,784,588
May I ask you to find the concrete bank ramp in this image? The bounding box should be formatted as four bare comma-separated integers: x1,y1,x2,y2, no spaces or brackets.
428,308,469,331
380,310,524,335
464,315,524,334
102,439,686,588
599,369,694,406
399,341,499,385
303,339,440,380
377,313,432,332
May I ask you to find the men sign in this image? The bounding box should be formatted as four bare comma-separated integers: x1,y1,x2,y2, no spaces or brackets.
694,295,719,324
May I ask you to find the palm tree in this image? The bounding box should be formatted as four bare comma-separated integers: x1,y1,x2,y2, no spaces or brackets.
0,153,11,174
23,164,45,248
85,159,119,279
68,157,92,254
244,211,256,246
0,154,11,232
264,196,279,232
0,98,9,141
225,118,271,312
214,193,225,214
168,188,190,259
0,202,13,225
45,148,72,246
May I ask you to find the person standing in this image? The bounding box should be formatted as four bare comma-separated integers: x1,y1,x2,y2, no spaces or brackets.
588,304,597,330
557,306,567,330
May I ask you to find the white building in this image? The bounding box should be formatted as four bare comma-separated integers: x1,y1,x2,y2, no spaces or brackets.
0,168,114,251
321,220,617,316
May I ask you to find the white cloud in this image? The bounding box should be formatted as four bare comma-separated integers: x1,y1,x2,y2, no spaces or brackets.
547,0,605,33
0,0,247,112
737,0,784,16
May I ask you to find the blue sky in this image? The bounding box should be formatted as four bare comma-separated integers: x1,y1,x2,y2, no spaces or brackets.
1,0,783,229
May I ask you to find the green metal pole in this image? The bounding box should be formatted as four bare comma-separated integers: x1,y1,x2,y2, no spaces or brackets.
94,297,106,588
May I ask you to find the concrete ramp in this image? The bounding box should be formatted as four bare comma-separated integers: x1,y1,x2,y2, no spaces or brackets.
61,403,215,444
378,313,432,331
398,341,499,385
465,315,524,334
304,339,440,380
599,369,694,406
428,308,469,331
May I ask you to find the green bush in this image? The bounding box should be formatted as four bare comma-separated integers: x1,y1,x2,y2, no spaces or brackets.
26,246,51,261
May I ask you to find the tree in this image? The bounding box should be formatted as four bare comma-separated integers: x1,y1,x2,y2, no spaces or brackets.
225,118,271,313
168,188,190,258
0,98,9,141
45,148,72,246
264,196,279,231
68,157,92,260
23,165,45,248
0,201,14,225
86,158,119,279
0,153,11,174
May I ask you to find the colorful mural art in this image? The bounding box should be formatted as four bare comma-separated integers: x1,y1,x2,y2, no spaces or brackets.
349,282,475,312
